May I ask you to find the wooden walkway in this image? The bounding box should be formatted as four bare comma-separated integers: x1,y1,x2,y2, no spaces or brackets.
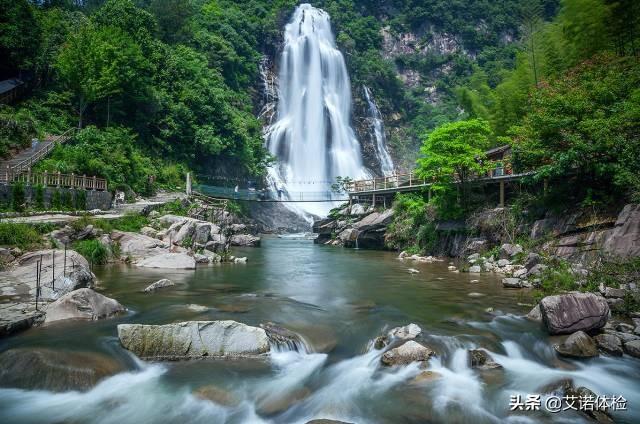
0,128,108,191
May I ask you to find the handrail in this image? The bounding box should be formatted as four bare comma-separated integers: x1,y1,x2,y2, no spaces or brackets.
8,128,77,175
8,170,107,191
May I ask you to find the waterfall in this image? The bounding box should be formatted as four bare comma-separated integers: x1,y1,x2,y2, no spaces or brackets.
265,4,368,218
363,86,394,176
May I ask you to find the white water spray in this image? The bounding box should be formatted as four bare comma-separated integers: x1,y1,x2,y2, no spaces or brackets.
265,3,368,217
363,86,394,176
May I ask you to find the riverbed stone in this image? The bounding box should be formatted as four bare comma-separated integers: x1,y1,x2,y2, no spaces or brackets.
193,384,239,406
566,386,615,424
500,243,523,258
0,348,124,392
468,265,481,273
381,340,435,366
540,292,609,335
468,349,502,370
140,226,158,238
502,278,522,288
230,234,261,247
144,278,175,293
497,259,511,267
523,253,541,270
604,287,627,298
44,288,125,323
117,320,270,360
554,331,599,358
137,252,196,269
110,230,168,260
623,339,640,358
593,333,623,356
526,305,542,322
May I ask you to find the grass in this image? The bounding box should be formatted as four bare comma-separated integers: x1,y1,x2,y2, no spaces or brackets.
72,239,109,265
70,213,150,234
0,222,46,250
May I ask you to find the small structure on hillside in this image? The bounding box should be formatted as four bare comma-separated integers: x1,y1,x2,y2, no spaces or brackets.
0,78,24,104
485,144,512,177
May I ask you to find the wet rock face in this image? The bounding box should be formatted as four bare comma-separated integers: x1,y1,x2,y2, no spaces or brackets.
539,293,609,335
554,331,599,358
0,348,124,392
468,349,502,370
137,253,196,270
381,340,435,366
117,320,270,360
144,279,175,293
44,288,125,323
594,333,623,356
260,322,307,352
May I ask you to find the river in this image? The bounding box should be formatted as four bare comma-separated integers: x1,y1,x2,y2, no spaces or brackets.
1,237,638,423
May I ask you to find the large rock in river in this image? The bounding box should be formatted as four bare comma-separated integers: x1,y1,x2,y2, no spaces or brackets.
137,252,196,269
539,293,609,335
0,348,124,391
554,331,599,358
44,288,125,323
381,340,435,366
117,320,270,360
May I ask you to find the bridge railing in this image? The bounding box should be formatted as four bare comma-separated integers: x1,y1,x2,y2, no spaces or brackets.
9,170,107,191
194,184,345,202
7,128,77,176
345,172,430,193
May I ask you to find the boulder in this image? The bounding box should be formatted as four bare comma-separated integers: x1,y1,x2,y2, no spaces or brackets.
205,234,227,253
139,226,158,239
468,265,481,273
193,385,239,406
202,249,222,263
110,231,168,260
0,348,124,392
374,323,421,349
381,340,435,366
604,287,626,298
174,220,197,245
260,322,306,351
502,278,522,288
523,253,541,270
194,253,211,264
526,305,542,322
593,334,623,356
513,268,528,278
44,288,125,323
554,331,599,358
566,386,615,424
353,209,394,231
624,339,640,358
117,320,270,360
230,234,261,247
144,279,175,293
338,228,359,243
500,243,523,259
540,293,609,335
194,223,213,244
606,297,625,313
497,259,511,267
526,263,548,277
349,203,367,215
602,204,640,257
137,253,196,270
468,349,502,370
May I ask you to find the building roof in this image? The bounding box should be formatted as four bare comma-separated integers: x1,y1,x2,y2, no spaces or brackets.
485,144,511,157
0,79,24,95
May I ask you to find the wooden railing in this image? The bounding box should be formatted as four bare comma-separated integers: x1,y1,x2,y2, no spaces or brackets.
8,128,77,176
9,170,107,191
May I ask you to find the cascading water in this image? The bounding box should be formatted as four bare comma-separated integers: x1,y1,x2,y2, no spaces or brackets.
265,3,369,218
363,86,395,176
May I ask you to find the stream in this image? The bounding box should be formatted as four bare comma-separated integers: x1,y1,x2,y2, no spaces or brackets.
0,237,638,423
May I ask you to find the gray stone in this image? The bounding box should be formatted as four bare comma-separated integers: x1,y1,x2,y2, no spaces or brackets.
381,340,435,366
540,292,609,335
230,234,261,247
554,331,599,358
194,223,212,244
602,204,640,257
502,278,522,288
468,265,481,273
110,230,169,260
526,305,542,322
44,288,125,323
500,243,523,258
174,220,197,245
468,349,502,370
137,253,196,270
0,348,124,392
139,226,158,239
526,263,548,277
615,322,635,333
606,297,625,313
338,228,359,243
117,320,270,360
497,259,511,267
513,268,528,278
593,333,623,356
623,339,640,358
524,253,541,270
144,279,175,293
604,287,626,298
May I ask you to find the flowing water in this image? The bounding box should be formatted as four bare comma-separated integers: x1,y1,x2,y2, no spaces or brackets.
1,238,638,423
363,86,394,176
265,4,369,217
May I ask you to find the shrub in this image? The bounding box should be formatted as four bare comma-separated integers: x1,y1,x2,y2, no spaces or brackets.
51,189,62,210
0,222,43,250
75,190,87,210
11,182,26,212
34,184,45,210
61,190,73,210
73,239,109,265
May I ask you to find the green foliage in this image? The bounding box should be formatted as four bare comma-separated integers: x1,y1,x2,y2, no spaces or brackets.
0,222,43,250
51,189,62,210
0,106,38,158
11,182,26,212
73,239,109,265
75,190,87,210
0,0,42,75
511,54,640,205
586,258,640,313
417,119,492,212
385,193,430,251
34,185,45,210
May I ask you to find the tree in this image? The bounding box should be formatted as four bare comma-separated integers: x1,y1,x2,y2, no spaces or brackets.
55,24,149,128
416,119,492,210
0,0,42,78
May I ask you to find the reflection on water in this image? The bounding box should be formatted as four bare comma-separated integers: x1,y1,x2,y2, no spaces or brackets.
0,238,638,423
